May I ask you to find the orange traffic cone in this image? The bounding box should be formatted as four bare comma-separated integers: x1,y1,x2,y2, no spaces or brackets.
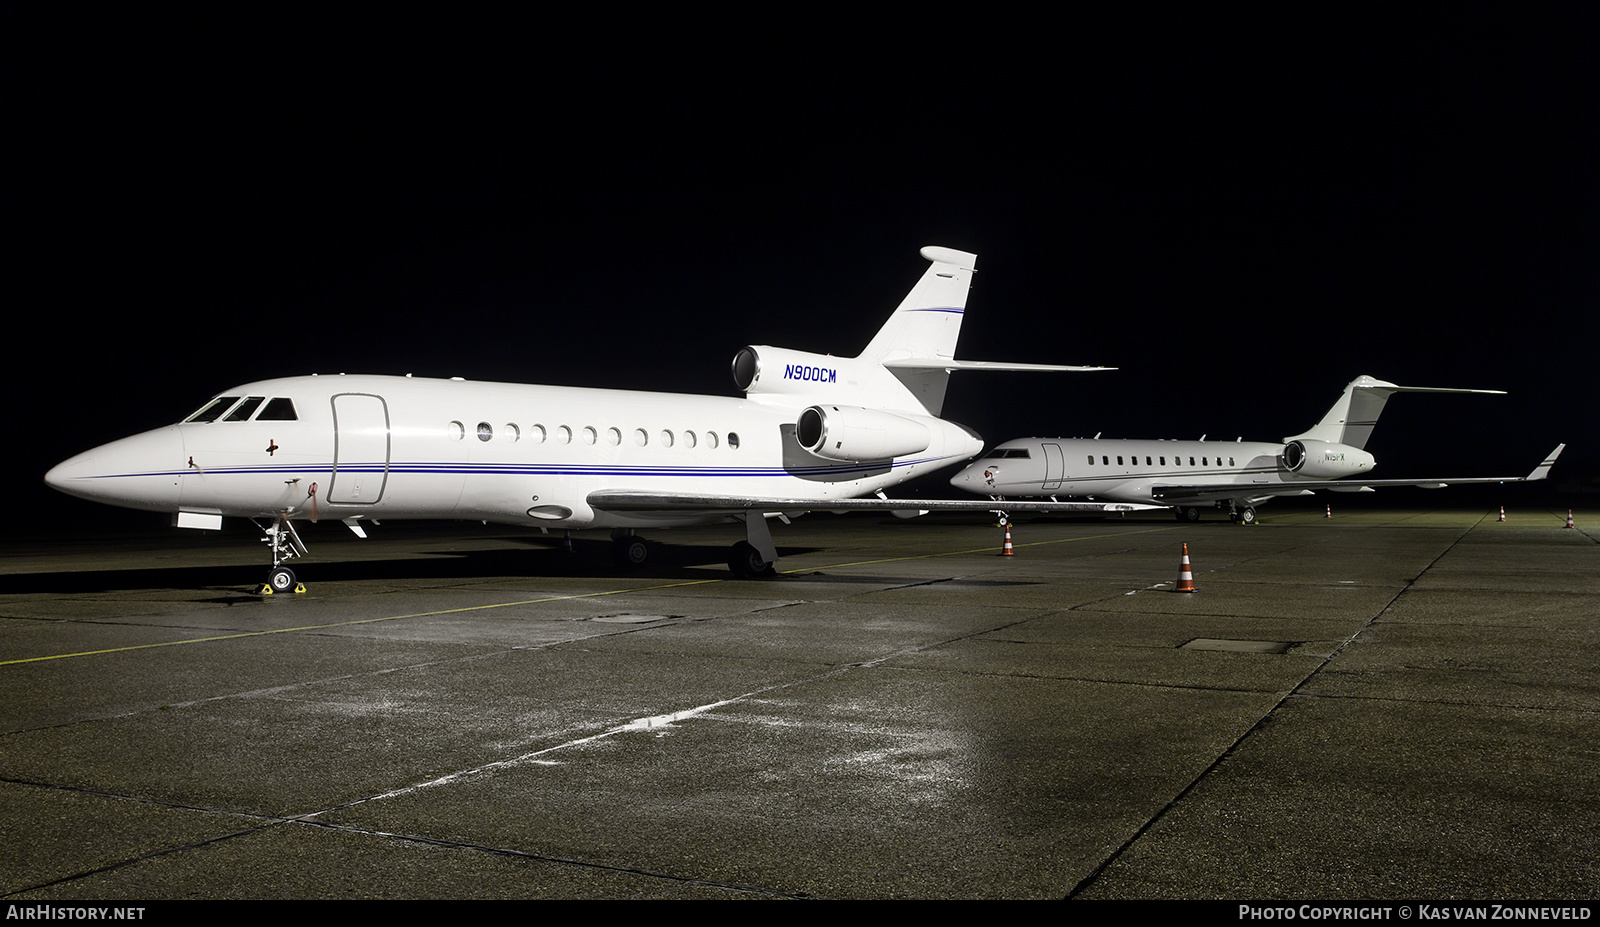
1325,504,1332,519
1174,543,1196,593
1499,506,1506,522
1000,523,1015,556
1565,510,1575,529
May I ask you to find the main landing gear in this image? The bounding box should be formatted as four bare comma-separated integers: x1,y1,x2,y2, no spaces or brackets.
610,531,650,568
255,514,308,594
727,540,776,578
1173,502,1259,525
608,513,780,578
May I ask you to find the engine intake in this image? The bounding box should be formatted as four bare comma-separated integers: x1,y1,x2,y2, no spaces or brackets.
1281,439,1375,479
797,405,931,462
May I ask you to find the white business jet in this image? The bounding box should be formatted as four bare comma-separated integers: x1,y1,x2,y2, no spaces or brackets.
950,375,1564,524
46,246,1154,591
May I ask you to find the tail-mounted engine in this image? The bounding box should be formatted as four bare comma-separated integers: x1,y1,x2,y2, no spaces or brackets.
1281,439,1375,479
733,345,910,403
797,404,931,462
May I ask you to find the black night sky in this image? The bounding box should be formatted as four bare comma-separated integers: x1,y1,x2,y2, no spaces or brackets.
10,8,1598,531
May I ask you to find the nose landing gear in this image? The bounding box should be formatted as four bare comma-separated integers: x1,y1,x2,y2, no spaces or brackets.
255,514,308,595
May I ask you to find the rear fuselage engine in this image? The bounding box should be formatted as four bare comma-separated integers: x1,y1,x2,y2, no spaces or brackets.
1281,439,1375,479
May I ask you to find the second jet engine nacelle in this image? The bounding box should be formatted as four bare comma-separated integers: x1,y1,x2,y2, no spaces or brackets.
796,404,931,462
732,346,858,399
1281,439,1375,479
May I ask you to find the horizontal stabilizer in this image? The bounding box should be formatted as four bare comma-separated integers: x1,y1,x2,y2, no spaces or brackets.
1287,375,1508,449
885,359,1116,373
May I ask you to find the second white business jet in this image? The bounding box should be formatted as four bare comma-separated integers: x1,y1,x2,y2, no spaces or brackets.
46,246,1155,591
950,375,1563,524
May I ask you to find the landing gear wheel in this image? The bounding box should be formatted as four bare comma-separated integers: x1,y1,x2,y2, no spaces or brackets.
1176,507,1201,523
267,566,297,594
1239,506,1257,526
727,540,775,578
611,536,649,568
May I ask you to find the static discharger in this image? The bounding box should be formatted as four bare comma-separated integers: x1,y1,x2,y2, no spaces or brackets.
1174,543,1197,593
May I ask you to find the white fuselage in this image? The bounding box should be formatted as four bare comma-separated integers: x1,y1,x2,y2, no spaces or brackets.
47,374,983,530
950,437,1374,505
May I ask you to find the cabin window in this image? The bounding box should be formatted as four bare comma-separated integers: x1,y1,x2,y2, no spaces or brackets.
1160,456,1166,466
634,428,648,447
1229,457,1236,467
706,432,720,449
224,397,266,422
607,427,622,446
556,425,571,445
684,431,697,448
1146,456,1152,466
505,424,520,442
1102,455,1109,465
530,424,547,443
1117,456,1124,466
477,422,494,442
729,432,740,449
185,397,241,423
448,421,465,440
660,430,674,448
1086,455,1095,465
1189,457,1195,466
582,426,597,445
257,398,298,421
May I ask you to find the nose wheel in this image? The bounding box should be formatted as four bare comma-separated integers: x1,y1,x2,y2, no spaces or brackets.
265,565,303,595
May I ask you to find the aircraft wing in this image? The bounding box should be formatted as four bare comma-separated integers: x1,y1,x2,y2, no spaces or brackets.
587,490,1160,516
1151,444,1565,506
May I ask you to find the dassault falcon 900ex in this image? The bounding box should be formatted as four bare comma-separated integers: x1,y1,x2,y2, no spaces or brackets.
46,246,1155,592
950,375,1564,525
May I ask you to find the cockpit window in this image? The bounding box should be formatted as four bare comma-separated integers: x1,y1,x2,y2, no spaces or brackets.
256,398,298,421
223,397,266,421
184,396,241,423
985,448,1031,459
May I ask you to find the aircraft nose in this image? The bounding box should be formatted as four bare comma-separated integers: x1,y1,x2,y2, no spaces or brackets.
45,427,187,511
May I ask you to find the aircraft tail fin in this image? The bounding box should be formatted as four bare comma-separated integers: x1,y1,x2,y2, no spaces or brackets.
1285,375,1507,449
861,246,978,365
738,247,1112,416
856,247,977,415
860,246,1114,415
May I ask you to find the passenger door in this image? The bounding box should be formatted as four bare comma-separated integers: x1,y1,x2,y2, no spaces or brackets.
329,393,390,504
1042,442,1063,491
